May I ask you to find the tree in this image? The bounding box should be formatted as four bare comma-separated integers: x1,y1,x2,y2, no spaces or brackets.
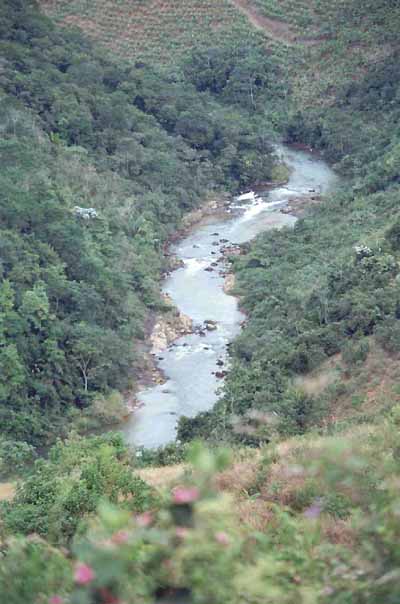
68,323,108,394
1,433,156,543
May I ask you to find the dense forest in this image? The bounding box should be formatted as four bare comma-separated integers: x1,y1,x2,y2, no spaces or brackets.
1,0,400,602
0,0,284,446
178,0,400,444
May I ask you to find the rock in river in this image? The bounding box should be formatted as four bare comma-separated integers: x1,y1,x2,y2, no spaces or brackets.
204,320,218,331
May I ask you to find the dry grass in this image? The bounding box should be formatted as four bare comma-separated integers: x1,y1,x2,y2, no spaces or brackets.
292,339,400,427
235,498,274,530
134,426,373,541
229,0,323,46
0,482,15,502
214,458,260,495
328,340,400,422
294,359,339,397
138,463,187,488
229,0,297,44
322,517,357,547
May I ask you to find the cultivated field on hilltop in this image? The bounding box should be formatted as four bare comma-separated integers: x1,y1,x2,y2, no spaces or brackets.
39,0,260,63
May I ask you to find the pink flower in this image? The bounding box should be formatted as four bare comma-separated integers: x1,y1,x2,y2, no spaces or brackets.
136,511,154,527
111,530,130,544
74,562,95,585
215,531,230,546
49,597,63,604
175,527,189,539
172,487,200,504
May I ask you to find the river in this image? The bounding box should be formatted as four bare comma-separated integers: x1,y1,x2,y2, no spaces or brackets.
122,145,339,449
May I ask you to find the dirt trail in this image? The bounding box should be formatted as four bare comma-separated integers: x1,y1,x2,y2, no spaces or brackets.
229,0,321,46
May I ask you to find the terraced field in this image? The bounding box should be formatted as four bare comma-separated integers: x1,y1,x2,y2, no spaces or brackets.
39,0,261,63
38,0,399,115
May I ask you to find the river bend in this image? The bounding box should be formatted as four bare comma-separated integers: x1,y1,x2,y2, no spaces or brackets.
123,146,338,448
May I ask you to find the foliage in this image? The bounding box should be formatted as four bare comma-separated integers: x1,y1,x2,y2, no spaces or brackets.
1,1,400,600
178,0,400,443
0,538,72,604
1,425,400,602
136,441,189,468
0,0,280,442
341,338,370,368
0,438,37,479
1,433,157,544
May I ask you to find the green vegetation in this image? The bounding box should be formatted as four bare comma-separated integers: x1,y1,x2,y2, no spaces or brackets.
39,0,260,63
1,433,156,544
2,418,400,603
1,0,400,602
179,0,400,444
0,0,282,445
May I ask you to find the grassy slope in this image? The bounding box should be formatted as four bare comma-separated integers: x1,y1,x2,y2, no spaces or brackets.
38,0,259,62
254,0,400,110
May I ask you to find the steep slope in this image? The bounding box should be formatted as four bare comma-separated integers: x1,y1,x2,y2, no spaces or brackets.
0,0,282,445
229,0,325,46
1,3,400,603
38,0,258,62
176,0,400,443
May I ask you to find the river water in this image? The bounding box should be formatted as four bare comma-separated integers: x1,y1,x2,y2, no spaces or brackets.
123,146,338,449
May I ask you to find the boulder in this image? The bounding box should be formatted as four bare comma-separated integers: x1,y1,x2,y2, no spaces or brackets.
204,320,218,331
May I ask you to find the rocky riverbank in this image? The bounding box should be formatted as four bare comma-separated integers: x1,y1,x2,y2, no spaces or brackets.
124,195,233,414
121,146,339,446
280,193,322,217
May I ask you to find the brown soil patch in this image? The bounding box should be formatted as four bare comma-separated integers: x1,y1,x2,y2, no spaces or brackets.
294,357,339,397
0,482,15,502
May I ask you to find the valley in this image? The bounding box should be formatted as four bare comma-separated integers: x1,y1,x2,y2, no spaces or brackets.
125,145,338,448
0,1,399,602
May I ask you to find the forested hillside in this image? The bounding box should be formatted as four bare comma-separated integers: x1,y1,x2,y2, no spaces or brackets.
179,0,400,443
0,0,283,445
1,1,400,602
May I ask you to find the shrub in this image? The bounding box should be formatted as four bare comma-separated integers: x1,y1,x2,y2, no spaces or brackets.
0,538,71,604
375,317,400,353
0,439,37,479
342,337,370,367
1,433,157,544
137,441,189,467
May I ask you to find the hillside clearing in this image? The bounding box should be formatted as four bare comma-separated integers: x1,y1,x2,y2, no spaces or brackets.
229,0,322,46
